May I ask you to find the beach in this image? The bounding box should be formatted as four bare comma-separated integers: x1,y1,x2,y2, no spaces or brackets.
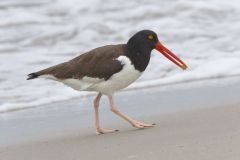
1,77,240,160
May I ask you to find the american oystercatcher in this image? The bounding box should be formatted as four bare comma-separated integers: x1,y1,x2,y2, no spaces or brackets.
27,30,188,134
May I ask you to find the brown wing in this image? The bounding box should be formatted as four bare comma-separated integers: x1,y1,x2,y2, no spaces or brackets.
32,44,127,80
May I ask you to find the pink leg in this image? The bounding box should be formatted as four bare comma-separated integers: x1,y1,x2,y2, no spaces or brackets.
94,93,118,134
108,95,155,129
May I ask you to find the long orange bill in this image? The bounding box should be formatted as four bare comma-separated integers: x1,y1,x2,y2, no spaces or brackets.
155,42,188,70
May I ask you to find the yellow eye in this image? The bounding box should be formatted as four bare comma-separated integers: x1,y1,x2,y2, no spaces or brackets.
148,35,154,40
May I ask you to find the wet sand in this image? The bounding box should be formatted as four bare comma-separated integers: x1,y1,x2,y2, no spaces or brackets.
1,77,240,160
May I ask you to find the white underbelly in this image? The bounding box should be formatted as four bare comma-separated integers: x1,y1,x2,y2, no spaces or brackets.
88,69,142,94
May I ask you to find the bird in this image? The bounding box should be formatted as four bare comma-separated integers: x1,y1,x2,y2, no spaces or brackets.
27,30,188,134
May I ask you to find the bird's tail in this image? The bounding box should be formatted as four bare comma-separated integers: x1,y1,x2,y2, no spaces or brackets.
27,73,39,80
26,62,66,80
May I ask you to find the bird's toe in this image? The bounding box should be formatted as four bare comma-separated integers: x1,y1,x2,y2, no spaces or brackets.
96,128,119,135
133,121,155,128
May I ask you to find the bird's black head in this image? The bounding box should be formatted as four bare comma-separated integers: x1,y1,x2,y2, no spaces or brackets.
127,30,159,52
126,29,188,72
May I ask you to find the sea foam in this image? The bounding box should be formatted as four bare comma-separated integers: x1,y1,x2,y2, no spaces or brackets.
1,0,240,113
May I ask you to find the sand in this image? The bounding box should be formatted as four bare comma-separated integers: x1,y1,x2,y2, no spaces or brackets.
1,77,240,160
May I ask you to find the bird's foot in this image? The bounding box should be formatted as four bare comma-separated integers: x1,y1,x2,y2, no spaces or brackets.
96,128,119,135
132,120,156,129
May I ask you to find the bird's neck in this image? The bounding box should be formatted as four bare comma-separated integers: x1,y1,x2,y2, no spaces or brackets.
126,44,151,72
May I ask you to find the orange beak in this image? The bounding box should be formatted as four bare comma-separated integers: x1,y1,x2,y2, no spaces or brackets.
155,42,188,70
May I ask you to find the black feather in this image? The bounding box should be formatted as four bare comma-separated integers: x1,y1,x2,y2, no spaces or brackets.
27,73,39,80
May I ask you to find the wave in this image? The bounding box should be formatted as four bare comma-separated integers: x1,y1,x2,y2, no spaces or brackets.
1,0,240,113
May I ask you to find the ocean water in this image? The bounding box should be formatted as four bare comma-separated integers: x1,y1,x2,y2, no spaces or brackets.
1,0,240,112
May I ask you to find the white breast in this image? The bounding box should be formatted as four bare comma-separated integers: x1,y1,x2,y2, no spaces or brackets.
88,56,142,95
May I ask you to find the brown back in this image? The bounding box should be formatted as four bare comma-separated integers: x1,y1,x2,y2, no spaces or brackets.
35,44,127,80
